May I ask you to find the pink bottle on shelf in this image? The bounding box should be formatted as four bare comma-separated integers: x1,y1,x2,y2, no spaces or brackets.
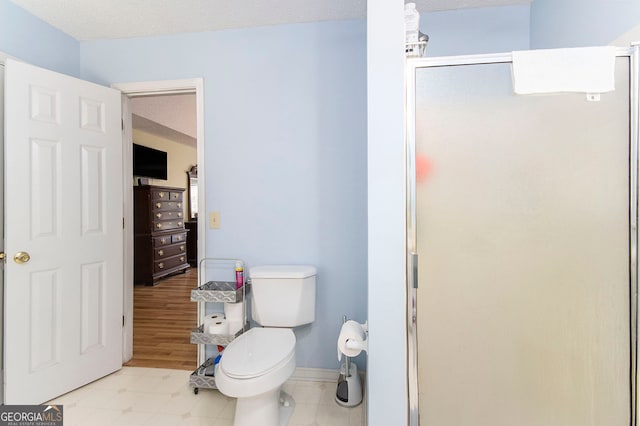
235,261,244,289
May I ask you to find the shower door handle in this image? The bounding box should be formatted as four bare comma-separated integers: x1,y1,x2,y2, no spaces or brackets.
410,252,418,289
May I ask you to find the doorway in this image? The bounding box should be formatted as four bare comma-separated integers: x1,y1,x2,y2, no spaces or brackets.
113,79,205,369
0,57,204,402
128,93,198,369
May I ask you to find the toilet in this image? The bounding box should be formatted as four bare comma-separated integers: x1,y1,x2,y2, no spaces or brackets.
215,265,317,426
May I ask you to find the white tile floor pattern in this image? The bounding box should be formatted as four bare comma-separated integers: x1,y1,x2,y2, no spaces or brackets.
46,367,365,426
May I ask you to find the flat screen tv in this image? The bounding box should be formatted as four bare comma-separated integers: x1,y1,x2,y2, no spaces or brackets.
133,144,167,180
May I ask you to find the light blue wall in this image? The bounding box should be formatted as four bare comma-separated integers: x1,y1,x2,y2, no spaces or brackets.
367,0,408,423
421,4,531,56
81,21,368,371
0,0,80,76
531,0,640,48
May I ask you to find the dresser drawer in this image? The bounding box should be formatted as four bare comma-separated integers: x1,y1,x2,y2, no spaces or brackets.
152,231,187,247
172,232,187,244
151,190,170,200
153,210,183,221
155,254,187,273
153,235,173,247
155,242,186,259
153,219,184,231
152,200,183,211
152,191,183,202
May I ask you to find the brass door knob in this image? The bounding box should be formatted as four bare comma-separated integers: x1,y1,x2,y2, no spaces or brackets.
14,252,31,264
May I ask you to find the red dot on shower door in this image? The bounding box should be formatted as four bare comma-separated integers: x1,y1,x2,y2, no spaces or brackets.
416,154,432,183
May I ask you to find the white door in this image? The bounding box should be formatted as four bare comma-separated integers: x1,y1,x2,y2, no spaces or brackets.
4,59,123,404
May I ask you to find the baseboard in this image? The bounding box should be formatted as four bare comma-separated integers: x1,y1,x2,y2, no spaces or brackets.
291,367,367,383
291,367,340,382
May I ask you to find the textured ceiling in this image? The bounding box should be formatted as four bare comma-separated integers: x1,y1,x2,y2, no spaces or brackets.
131,94,197,147
11,0,531,40
132,94,197,139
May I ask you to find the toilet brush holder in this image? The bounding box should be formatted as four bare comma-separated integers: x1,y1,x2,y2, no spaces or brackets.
335,358,362,407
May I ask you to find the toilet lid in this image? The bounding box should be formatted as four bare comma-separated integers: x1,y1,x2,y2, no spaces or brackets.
221,328,295,379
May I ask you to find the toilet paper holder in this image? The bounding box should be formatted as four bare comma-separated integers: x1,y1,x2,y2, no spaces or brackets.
344,319,368,352
337,316,368,361
345,337,368,353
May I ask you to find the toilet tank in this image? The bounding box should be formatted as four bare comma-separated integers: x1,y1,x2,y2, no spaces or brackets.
250,265,317,327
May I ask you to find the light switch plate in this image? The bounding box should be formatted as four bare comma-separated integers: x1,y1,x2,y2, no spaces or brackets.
209,211,220,229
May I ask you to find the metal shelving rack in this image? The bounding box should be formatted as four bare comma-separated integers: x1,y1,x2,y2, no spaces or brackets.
405,32,429,58
189,258,249,394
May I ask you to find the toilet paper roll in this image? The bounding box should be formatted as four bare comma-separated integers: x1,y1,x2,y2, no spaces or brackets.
207,318,229,335
204,313,225,321
203,313,224,328
203,313,225,334
337,320,368,361
224,302,244,324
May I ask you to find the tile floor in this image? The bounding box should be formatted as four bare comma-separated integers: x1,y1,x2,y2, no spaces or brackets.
47,367,365,426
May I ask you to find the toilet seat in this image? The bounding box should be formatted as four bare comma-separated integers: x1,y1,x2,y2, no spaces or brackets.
221,328,295,379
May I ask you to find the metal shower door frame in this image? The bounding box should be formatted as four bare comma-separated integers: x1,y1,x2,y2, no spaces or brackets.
405,46,640,426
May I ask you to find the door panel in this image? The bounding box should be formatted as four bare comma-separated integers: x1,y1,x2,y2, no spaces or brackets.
81,145,106,234
31,138,60,238
80,262,106,353
30,270,59,372
4,59,123,404
414,59,631,425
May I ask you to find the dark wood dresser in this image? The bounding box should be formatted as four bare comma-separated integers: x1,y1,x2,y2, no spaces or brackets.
134,185,190,285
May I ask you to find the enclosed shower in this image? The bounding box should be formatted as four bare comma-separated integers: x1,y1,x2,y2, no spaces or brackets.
406,47,639,425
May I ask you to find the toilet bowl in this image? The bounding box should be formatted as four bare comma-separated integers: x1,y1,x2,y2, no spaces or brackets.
215,265,317,426
216,327,296,426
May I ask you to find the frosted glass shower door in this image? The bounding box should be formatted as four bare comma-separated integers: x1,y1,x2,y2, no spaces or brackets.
413,59,631,426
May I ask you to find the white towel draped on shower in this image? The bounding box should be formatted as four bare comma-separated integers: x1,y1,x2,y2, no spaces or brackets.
511,46,616,95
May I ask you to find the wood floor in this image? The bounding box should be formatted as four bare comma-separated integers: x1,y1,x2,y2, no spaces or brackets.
125,267,198,370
